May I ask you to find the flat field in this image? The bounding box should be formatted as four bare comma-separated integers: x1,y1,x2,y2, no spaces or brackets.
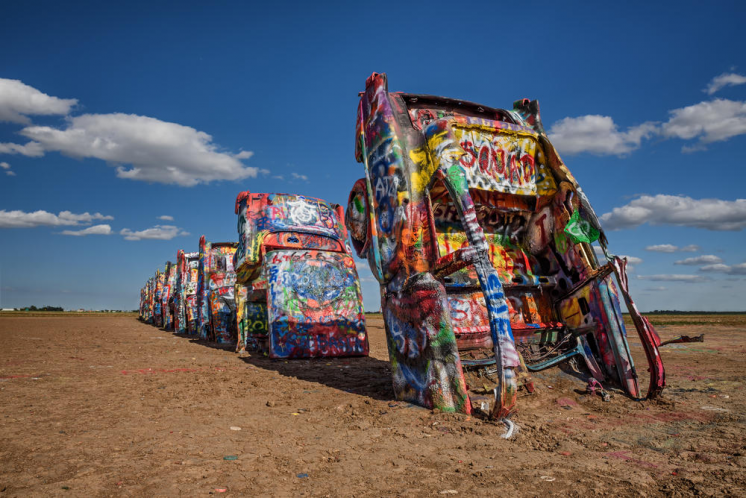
0,314,744,496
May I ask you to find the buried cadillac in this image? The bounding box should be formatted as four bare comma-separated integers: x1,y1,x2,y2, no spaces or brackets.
197,236,238,344
174,249,201,335
346,73,665,433
233,191,368,358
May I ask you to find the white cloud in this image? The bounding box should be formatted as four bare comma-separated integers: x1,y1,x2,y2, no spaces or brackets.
637,274,710,283
0,141,44,157
291,172,309,181
1,161,15,176
20,113,260,186
60,224,112,236
120,224,190,241
157,215,174,221
680,244,701,252
645,244,678,253
705,73,746,95
699,263,746,275
674,255,723,265
234,151,253,159
548,115,657,156
600,195,746,231
0,78,77,124
661,99,746,149
272,175,285,181
0,210,113,229
645,244,701,253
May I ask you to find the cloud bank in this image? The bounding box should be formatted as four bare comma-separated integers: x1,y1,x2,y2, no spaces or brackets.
60,224,113,236
0,210,113,229
674,255,723,265
661,98,746,151
645,244,700,253
600,195,746,231
0,141,44,157
120,225,190,241
21,113,259,186
548,115,657,156
704,72,746,95
0,78,77,124
699,263,746,275
637,274,709,283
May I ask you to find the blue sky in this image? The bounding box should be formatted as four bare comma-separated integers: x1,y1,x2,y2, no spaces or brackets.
1,0,744,311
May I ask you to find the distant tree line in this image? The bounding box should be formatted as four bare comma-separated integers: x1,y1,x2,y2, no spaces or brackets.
17,306,65,311
640,310,746,315
4,307,134,312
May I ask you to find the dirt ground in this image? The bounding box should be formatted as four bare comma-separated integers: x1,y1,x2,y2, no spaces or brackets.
0,314,744,497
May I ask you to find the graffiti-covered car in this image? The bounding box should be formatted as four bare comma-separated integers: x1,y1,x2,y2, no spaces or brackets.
162,261,176,330
197,236,238,344
139,285,146,321
174,250,200,335
154,270,166,327
347,73,664,428
233,191,368,359
144,277,154,324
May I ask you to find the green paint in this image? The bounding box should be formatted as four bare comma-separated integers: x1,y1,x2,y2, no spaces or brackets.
564,210,600,244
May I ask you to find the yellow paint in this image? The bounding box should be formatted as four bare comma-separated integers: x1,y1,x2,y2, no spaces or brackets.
409,147,438,194
453,125,557,197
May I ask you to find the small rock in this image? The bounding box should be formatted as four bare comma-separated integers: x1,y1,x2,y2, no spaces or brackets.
266,401,275,407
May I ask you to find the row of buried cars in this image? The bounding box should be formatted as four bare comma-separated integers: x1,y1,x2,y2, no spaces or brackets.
139,191,369,359
139,73,666,430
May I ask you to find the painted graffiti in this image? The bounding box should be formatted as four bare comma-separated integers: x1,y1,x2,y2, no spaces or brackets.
234,190,367,359
349,72,664,424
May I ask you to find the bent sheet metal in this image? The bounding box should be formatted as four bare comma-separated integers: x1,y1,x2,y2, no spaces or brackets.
347,72,664,426
233,192,368,358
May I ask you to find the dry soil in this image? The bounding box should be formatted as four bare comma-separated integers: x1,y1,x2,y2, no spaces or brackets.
0,314,744,496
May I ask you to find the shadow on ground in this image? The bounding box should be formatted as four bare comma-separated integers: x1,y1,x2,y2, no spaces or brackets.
169,329,395,403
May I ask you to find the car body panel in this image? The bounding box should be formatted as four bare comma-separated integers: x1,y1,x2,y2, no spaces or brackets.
162,261,176,330
197,236,238,343
174,250,200,335
234,192,368,358
265,249,367,358
153,269,165,328
347,73,664,420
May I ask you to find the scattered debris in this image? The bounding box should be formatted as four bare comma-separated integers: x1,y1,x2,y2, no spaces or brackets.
660,334,705,347
586,379,611,402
